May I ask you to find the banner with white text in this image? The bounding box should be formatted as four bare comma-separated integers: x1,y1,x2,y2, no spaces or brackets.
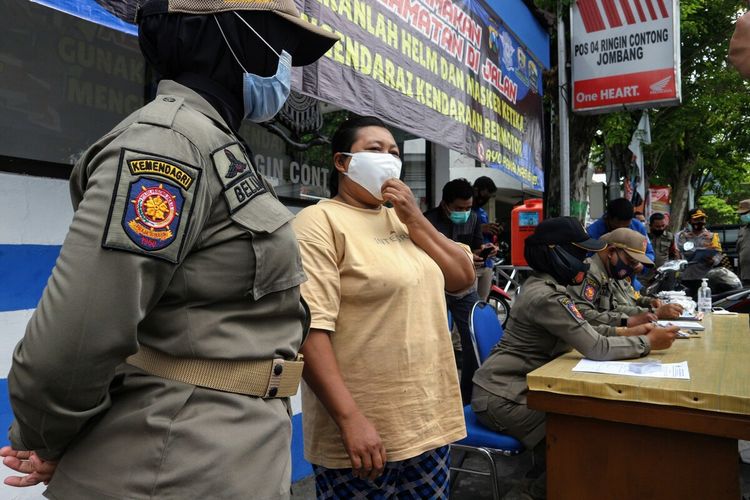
570,0,681,114
299,0,546,191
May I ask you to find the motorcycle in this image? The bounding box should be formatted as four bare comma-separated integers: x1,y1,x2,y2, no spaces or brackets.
646,260,750,314
707,267,750,313
644,260,689,297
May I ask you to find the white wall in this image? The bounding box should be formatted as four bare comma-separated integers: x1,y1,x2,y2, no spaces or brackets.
0,172,71,498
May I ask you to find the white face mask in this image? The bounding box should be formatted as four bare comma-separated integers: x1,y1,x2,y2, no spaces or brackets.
342,152,402,201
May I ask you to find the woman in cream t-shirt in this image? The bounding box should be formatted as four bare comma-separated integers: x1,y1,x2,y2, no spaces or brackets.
293,116,472,499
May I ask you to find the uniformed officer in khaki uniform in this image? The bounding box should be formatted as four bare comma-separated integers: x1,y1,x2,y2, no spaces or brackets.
736,200,750,284
676,209,723,261
568,228,682,328
1,3,337,498
729,9,750,285
472,217,678,493
644,212,677,282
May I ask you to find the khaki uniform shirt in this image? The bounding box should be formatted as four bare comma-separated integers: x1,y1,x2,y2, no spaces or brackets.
567,253,634,327
610,277,652,315
472,272,649,405
650,230,675,269
7,81,306,500
644,230,675,282
738,226,750,281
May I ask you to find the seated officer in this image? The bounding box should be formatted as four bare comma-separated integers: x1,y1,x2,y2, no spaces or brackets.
569,228,683,328
587,198,654,291
471,217,678,496
600,230,683,318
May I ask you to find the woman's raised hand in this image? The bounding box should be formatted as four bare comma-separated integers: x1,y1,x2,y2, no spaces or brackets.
382,179,422,226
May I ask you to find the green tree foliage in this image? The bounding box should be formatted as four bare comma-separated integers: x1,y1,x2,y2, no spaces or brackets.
594,0,750,230
698,194,738,224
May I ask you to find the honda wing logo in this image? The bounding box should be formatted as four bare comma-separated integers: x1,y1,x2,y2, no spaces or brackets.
577,0,670,33
649,75,672,93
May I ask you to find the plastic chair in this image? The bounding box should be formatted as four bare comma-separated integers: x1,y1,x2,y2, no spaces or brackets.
450,301,524,500
469,301,506,365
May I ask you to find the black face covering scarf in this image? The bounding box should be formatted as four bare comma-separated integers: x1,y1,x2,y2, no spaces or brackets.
138,11,301,131
525,240,589,286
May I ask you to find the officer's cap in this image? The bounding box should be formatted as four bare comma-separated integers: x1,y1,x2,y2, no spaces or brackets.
688,208,708,221
138,0,339,66
600,228,654,265
527,217,606,252
737,200,750,214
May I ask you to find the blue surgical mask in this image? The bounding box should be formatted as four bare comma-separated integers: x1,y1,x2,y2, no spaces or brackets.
215,14,292,123
449,210,471,224
741,213,750,224
241,52,291,122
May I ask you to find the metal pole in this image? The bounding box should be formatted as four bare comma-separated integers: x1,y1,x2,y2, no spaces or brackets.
558,0,571,216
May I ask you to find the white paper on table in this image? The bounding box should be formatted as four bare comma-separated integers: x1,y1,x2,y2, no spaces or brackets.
656,320,705,331
572,359,690,379
712,309,739,316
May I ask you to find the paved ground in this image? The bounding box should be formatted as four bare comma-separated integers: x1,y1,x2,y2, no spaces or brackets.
291,450,750,499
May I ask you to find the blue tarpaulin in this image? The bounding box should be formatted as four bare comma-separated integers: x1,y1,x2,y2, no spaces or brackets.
31,0,137,35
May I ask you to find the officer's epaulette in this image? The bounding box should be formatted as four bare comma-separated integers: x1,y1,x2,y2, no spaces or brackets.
138,95,184,129
543,279,567,293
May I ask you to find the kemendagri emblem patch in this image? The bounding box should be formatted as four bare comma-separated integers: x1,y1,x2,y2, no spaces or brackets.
123,178,184,250
582,278,598,303
558,297,585,322
103,149,200,263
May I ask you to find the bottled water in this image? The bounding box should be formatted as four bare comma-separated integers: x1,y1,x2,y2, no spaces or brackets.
697,278,712,313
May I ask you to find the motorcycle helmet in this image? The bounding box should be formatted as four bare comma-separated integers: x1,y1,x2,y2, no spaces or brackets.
706,267,742,294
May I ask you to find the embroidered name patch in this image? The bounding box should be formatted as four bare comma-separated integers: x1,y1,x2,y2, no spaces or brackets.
128,158,195,190
211,142,267,213
103,149,200,263
559,297,585,322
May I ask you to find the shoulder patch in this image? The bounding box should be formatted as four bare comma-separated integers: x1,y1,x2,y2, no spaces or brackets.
102,149,201,263
582,277,599,303
211,142,268,213
558,297,585,323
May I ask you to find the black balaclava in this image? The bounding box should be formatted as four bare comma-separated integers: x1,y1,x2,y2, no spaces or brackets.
138,11,301,131
525,240,589,286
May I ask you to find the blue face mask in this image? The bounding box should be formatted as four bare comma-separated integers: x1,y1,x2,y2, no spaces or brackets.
449,210,471,224
742,213,750,224
241,51,291,122
215,14,292,123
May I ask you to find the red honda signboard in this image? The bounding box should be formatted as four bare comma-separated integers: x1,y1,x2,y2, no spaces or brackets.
570,0,681,114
